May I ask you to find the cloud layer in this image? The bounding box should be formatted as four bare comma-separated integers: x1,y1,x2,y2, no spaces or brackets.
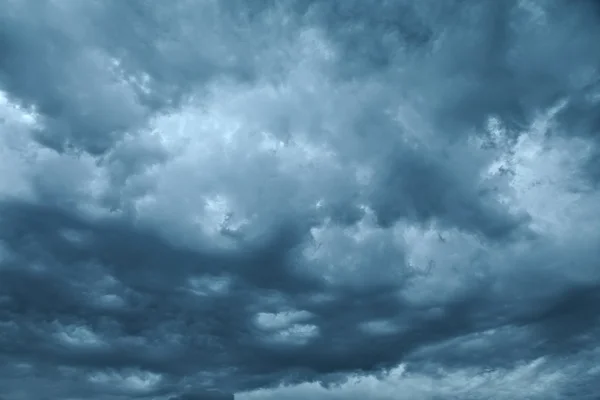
1,0,600,398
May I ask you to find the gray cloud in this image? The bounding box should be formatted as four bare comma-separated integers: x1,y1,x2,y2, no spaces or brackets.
1,0,600,399
170,390,234,400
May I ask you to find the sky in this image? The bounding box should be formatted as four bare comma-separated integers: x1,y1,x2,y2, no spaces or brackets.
1,0,600,399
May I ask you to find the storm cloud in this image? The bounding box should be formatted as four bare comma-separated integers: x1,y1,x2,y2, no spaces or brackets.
1,0,600,399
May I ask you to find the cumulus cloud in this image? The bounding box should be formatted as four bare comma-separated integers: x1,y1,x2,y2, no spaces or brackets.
1,0,600,398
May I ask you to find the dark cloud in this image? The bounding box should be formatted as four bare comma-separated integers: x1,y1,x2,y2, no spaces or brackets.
1,0,600,399
170,390,234,400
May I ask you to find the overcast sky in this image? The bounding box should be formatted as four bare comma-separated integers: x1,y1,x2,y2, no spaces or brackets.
1,0,600,399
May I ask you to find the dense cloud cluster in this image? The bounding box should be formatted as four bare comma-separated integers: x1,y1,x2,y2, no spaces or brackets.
1,0,600,399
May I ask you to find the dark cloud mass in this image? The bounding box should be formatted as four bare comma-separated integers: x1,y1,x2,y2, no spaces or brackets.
1,0,600,399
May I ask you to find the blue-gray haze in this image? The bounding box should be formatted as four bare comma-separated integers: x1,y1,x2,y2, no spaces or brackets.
1,1,600,399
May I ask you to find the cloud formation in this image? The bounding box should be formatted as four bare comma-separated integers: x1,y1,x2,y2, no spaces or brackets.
1,0,600,398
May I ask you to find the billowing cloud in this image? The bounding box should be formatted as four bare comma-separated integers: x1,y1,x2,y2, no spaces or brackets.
1,0,600,399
